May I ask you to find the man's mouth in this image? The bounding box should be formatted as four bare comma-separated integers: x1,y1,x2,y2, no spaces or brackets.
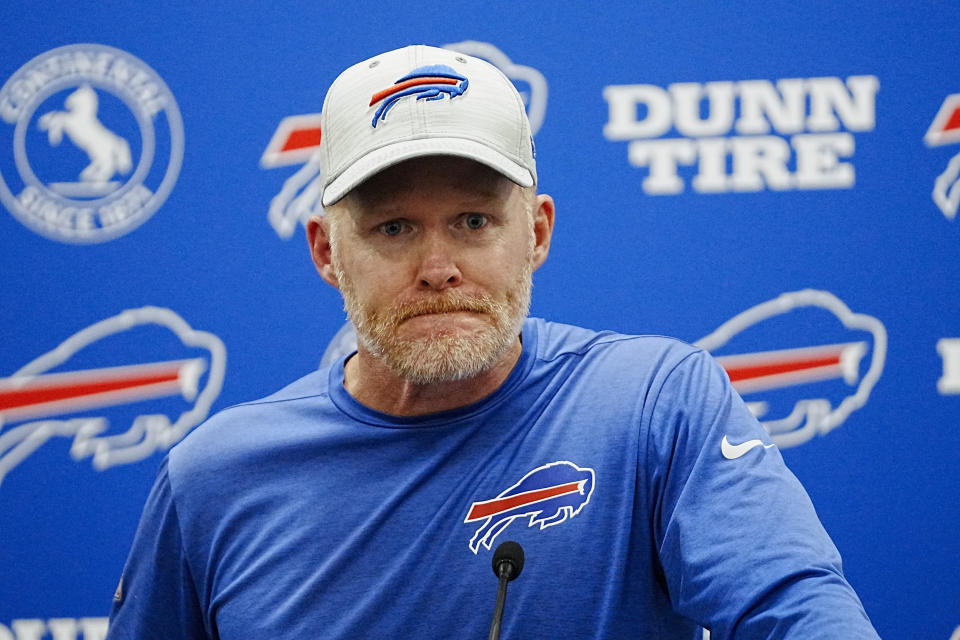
401,308,482,323
393,297,492,324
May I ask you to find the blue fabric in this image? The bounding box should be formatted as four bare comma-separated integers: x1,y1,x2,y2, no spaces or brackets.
106,318,878,639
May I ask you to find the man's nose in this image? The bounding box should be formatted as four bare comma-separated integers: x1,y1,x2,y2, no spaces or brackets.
416,235,463,290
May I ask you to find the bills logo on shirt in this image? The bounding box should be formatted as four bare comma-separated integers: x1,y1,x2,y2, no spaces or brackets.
465,461,595,554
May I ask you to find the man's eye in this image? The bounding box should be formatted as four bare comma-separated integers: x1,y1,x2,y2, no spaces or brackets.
464,213,487,230
379,220,405,236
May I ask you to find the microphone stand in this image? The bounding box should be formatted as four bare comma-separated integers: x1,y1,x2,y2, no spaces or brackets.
488,541,524,640
488,562,515,640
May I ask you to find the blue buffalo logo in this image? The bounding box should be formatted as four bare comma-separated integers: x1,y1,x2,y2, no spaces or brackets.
464,461,595,554
368,64,469,128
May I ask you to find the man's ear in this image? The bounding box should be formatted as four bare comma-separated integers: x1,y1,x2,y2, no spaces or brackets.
306,214,340,289
531,193,555,271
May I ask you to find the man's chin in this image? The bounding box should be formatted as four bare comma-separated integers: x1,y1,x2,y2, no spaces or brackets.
373,327,515,385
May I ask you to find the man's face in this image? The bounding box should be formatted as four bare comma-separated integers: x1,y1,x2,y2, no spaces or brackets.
326,157,539,384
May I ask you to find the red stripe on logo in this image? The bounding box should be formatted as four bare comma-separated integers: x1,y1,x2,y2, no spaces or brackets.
369,77,458,106
725,353,842,383
712,342,867,394
0,366,182,412
0,360,202,422
466,481,582,522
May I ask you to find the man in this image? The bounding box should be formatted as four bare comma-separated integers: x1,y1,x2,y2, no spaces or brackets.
107,45,879,639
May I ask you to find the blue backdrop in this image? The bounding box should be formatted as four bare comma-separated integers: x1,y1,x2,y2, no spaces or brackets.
1,2,958,638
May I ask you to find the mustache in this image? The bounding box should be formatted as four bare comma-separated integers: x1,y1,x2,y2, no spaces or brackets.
380,292,502,326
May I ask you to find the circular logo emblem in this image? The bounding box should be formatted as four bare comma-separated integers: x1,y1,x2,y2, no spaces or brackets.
0,44,184,243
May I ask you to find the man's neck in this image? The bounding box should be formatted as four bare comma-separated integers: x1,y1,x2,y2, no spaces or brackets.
343,338,523,416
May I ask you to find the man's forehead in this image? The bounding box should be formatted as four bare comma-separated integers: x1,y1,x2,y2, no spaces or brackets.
345,156,517,209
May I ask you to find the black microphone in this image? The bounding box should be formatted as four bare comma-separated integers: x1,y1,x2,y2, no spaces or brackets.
488,541,524,640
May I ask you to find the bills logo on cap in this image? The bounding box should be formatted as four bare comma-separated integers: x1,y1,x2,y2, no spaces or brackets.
369,64,468,128
0,307,225,488
464,461,595,554
695,289,886,448
260,42,545,239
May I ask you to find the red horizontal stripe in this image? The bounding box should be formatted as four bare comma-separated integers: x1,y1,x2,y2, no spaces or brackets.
725,354,841,383
0,366,182,412
280,127,322,152
467,481,581,521
369,77,458,106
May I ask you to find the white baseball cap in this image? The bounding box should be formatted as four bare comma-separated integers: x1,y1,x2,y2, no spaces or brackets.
319,44,537,206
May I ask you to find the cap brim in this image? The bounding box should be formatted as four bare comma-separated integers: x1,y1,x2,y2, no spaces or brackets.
321,137,535,206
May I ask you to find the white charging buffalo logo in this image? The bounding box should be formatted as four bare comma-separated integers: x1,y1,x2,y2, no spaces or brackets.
0,307,225,488
696,290,886,448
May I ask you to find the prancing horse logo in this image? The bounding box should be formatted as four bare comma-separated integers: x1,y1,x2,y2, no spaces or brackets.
39,85,132,188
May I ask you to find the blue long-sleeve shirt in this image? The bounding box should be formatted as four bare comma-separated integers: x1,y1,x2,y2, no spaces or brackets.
108,318,878,639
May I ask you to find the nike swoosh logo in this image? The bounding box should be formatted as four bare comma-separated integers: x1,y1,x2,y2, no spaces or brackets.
721,435,776,460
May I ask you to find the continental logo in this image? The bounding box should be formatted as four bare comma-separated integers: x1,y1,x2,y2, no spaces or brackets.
0,44,183,243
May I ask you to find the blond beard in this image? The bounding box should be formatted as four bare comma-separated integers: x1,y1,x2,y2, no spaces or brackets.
331,236,533,385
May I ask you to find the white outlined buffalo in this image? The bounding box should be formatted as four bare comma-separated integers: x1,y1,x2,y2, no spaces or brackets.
0,308,225,488
464,461,596,554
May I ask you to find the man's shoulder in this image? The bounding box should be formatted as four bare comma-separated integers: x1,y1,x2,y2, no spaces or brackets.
168,368,331,472
201,366,330,427
532,317,703,368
